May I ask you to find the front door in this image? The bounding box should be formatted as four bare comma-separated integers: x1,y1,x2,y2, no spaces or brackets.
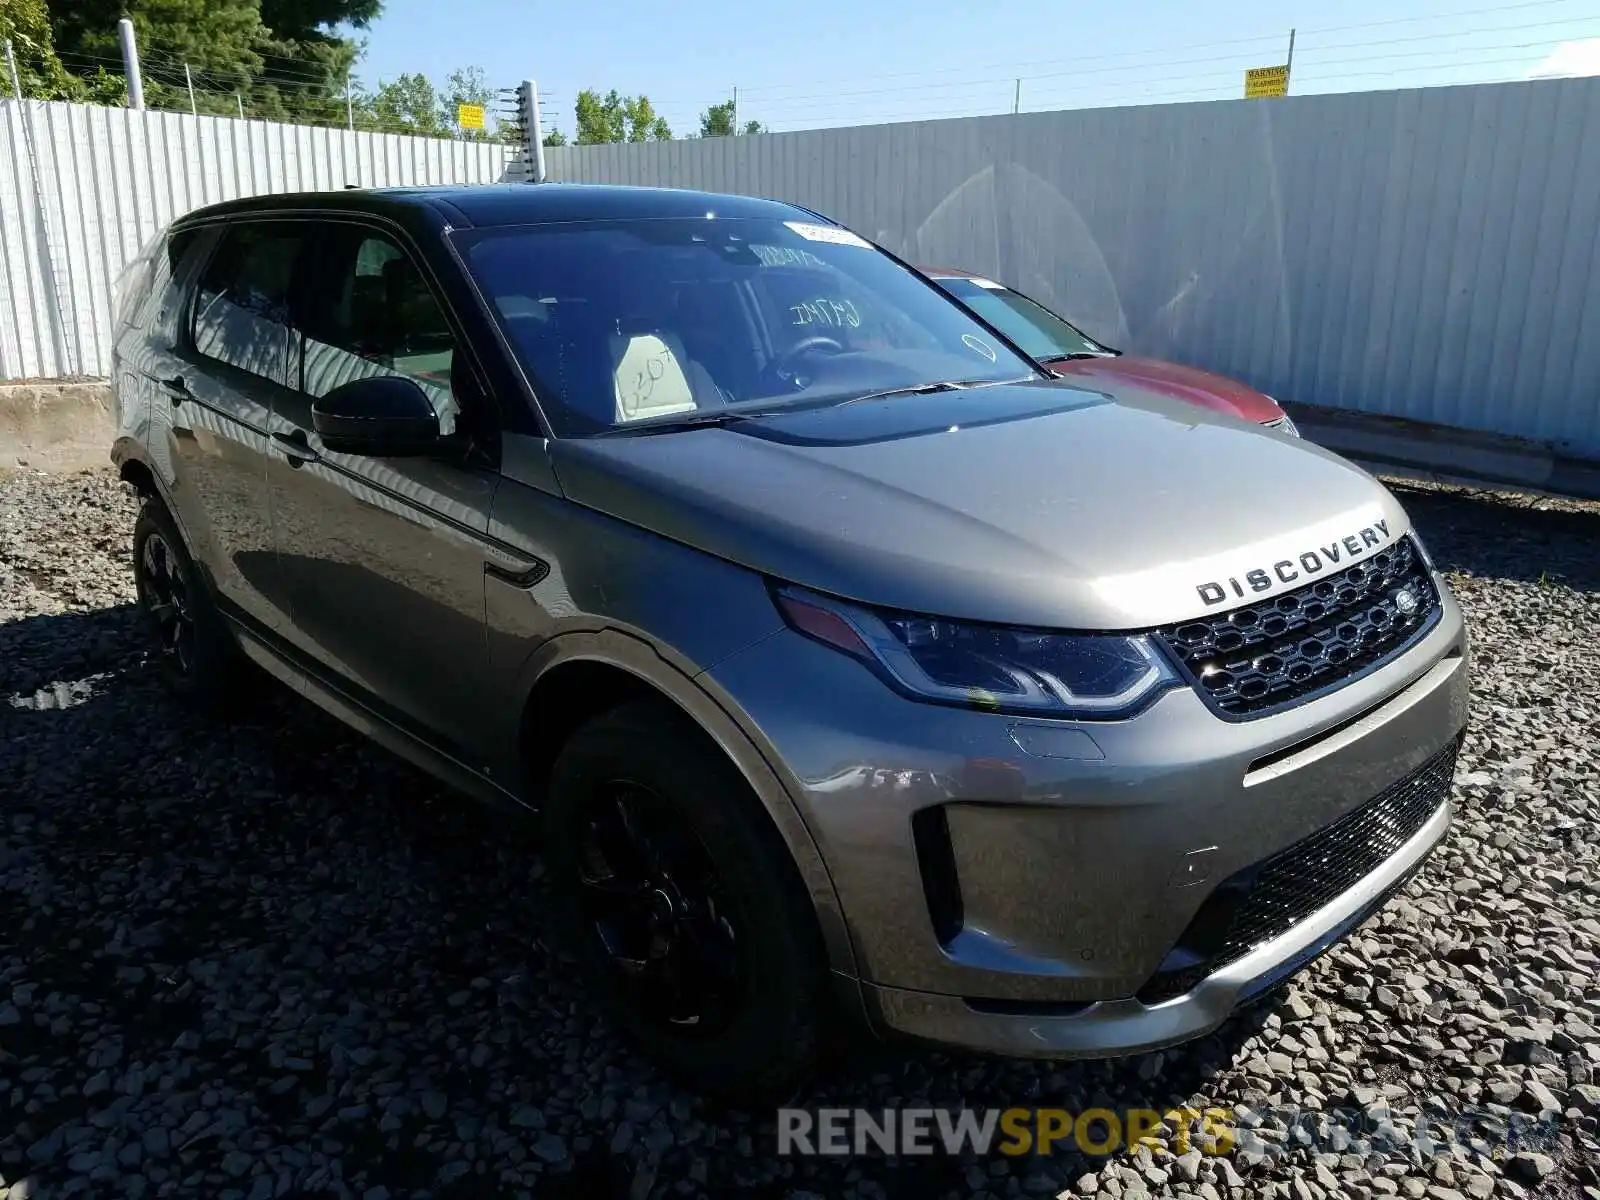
264,219,500,761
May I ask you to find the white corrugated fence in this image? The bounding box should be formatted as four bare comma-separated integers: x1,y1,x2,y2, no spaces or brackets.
0,99,513,381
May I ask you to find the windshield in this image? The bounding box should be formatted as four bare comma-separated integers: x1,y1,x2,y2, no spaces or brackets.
457,218,1038,435
934,276,1107,361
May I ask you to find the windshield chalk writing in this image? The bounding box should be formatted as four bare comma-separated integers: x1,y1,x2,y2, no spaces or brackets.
790,297,862,328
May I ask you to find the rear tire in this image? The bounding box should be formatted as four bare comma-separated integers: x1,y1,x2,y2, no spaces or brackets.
132,499,250,710
543,699,831,1105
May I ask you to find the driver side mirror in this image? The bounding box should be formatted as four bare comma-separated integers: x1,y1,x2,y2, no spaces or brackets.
311,375,442,457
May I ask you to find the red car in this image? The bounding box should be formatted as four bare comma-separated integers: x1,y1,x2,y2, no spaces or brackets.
920,267,1299,435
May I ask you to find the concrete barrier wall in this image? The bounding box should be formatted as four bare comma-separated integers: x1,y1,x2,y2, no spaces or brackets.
0,381,113,471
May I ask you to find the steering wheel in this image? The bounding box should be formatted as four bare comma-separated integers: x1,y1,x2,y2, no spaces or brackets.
768,335,846,390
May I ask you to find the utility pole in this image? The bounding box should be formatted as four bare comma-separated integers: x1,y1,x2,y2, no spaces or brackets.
511,80,547,183
4,40,22,102
1013,78,1021,114
184,63,197,115
118,19,145,110
529,80,546,182
346,75,354,130
1286,28,1296,91
732,86,739,132
236,93,244,119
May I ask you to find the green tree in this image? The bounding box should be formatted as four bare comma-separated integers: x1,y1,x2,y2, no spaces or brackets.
574,87,670,143
50,0,264,96
623,94,669,142
541,127,567,147
2,0,73,97
1,0,126,100
574,88,623,143
697,101,762,138
363,71,441,135
698,99,734,137
46,0,375,121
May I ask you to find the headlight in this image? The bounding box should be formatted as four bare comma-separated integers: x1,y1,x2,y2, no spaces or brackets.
1264,409,1300,438
773,584,1180,718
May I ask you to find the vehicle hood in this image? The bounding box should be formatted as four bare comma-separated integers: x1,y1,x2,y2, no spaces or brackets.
549,383,1410,630
1049,354,1286,424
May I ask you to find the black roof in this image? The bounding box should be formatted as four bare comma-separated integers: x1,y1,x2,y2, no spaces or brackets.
175,183,819,230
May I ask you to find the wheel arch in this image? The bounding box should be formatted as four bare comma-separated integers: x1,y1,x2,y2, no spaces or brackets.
514,629,860,982
113,441,206,585
118,454,158,498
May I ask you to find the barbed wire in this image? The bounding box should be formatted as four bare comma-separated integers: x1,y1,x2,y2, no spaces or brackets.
11,0,1596,141
635,11,1599,114
721,0,1593,99
715,26,1598,123
738,53,1583,130
7,48,525,140
728,62,1562,131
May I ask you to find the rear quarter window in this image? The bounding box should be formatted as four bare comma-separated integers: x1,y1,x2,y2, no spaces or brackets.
112,227,204,333
112,233,161,331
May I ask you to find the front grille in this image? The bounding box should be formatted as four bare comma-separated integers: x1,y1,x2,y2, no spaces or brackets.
1156,536,1438,719
1137,736,1459,1004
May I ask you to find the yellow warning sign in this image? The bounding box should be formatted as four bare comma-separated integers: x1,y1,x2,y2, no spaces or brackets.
457,103,486,130
1244,65,1290,99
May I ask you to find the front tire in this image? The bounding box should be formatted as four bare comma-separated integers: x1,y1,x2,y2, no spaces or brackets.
132,499,246,708
543,700,831,1104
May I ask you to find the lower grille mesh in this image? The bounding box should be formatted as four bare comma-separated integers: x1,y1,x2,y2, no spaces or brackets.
1138,736,1460,1005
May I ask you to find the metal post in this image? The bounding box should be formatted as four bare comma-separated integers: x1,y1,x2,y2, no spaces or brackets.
4,40,22,101
1286,28,1296,91
236,92,244,119
1013,78,1021,114
118,18,145,110
528,79,546,183
7,37,74,373
184,63,197,115
732,86,739,132
346,75,354,130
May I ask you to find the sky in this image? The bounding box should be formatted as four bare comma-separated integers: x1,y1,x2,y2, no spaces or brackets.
354,0,1600,139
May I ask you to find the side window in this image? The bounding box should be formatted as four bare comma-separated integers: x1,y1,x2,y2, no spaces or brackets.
191,223,303,384
113,234,160,331
299,227,460,436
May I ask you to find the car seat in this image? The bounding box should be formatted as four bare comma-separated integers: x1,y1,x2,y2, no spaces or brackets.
607,319,722,423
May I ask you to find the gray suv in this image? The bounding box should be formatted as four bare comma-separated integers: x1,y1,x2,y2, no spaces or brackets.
109,184,1471,1101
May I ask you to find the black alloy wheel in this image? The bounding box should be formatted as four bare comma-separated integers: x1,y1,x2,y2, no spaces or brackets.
136,526,196,677
576,781,743,1033
544,700,833,1103
132,498,253,707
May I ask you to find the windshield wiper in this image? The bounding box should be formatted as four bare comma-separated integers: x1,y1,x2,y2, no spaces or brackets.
838,376,1033,407
1045,350,1116,362
838,382,959,406
595,407,789,437
600,376,1039,433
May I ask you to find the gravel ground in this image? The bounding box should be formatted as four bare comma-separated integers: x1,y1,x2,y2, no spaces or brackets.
1,467,1597,1200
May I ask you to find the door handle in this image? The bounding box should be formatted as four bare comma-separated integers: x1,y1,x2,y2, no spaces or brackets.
272,429,320,467
160,375,192,405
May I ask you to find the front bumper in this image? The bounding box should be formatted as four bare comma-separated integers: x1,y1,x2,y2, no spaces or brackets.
866,789,1448,1057
702,572,1470,1056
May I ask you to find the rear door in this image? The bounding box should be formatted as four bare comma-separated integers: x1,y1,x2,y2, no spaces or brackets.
113,225,204,475
161,218,311,636
263,217,501,760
